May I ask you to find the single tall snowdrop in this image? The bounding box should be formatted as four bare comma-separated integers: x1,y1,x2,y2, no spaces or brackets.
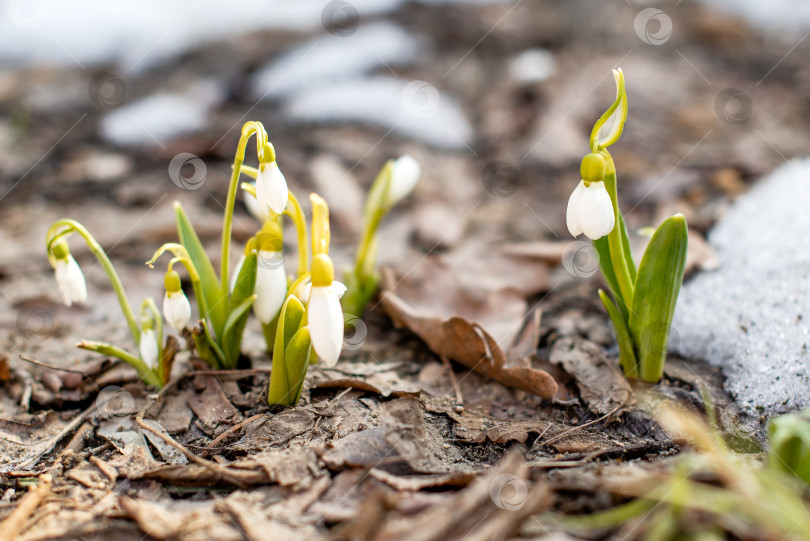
307,193,344,367
50,238,87,306
566,152,615,240
162,270,191,331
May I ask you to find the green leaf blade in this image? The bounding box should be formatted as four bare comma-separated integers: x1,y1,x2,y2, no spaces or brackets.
628,214,688,382
598,289,638,378
175,202,226,336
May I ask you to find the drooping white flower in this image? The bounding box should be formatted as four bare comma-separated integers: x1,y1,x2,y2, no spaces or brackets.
386,155,420,207
566,180,615,240
54,254,87,306
139,328,159,368
244,184,268,223
254,162,288,216
253,250,287,324
308,282,344,367
163,290,191,331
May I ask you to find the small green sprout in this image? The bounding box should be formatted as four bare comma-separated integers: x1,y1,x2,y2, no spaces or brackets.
768,410,810,485
342,155,420,317
567,69,688,383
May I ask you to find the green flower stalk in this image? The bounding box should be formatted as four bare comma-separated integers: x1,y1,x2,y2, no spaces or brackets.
342,155,420,317
567,69,688,383
45,220,165,387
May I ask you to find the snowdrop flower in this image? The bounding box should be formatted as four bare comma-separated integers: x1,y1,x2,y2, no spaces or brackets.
307,253,344,367
162,270,191,331
139,327,159,369
255,161,288,216
385,155,420,207
566,153,615,240
296,279,346,304
51,238,87,306
253,221,287,324
243,184,268,223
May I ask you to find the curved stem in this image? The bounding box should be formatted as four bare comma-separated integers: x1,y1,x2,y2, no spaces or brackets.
284,191,309,277
147,243,208,326
221,122,267,296
600,150,634,307
47,220,140,343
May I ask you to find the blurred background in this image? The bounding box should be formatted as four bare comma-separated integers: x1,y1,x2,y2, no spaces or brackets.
1,0,809,360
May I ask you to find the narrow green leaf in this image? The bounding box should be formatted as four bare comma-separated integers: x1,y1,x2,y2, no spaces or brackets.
267,295,305,406
174,202,226,336
77,340,162,387
628,214,688,382
284,327,312,405
198,319,226,368
598,290,638,378
220,294,257,369
220,252,257,367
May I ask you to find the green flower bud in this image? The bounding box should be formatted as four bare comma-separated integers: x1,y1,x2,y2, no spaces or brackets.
311,253,335,287
51,238,71,260
164,270,182,293
580,153,607,183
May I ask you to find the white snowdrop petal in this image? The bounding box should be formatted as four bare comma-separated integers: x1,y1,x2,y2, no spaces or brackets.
163,291,191,331
253,252,288,323
331,281,347,299
55,256,87,306
387,155,420,206
308,286,344,367
244,185,268,222
578,182,615,240
139,329,159,368
259,163,289,215
296,281,312,304
566,180,586,237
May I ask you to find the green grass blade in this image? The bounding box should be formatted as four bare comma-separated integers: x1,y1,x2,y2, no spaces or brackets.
174,202,226,336
628,214,688,382
285,327,312,405
598,289,638,378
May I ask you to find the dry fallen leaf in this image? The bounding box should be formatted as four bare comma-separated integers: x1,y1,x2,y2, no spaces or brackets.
380,258,557,398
